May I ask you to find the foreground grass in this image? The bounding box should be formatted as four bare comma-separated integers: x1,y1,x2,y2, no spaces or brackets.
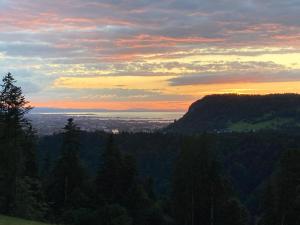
0,215,51,225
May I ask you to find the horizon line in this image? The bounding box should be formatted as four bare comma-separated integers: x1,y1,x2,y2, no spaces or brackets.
30,107,186,113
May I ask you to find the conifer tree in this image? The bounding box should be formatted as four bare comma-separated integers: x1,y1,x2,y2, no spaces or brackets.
0,73,45,219
95,134,140,205
143,177,156,201
277,149,300,225
0,72,33,213
221,198,248,225
95,134,124,204
22,125,38,178
258,182,277,225
172,135,248,225
47,118,87,214
259,149,300,225
95,134,164,225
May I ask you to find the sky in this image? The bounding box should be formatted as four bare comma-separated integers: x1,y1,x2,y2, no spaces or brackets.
0,0,300,111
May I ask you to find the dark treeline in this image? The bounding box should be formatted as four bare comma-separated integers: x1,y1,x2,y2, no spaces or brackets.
0,73,300,225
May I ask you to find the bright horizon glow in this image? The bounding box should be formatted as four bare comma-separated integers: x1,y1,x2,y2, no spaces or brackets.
32,100,191,111
0,1,300,111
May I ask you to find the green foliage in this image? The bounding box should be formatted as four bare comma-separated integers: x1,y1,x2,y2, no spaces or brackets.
14,177,47,220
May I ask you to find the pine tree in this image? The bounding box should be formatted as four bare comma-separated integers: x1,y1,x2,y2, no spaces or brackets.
95,134,140,206
258,182,278,225
0,72,34,214
222,198,248,225
259,149,300,225
0,73,46,220
47,118,87,214
172,135,248,225
22,125,38,178
95,134,124,204
95,134,163,225
143,177,156,201
277,149,300,225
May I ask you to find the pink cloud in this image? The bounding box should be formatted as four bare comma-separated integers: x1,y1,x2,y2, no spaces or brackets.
115,34,224,48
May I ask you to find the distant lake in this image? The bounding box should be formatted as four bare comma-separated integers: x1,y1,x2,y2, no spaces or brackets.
30,111,185,123
28,111,185,135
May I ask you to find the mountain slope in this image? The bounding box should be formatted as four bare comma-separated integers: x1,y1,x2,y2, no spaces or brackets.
167,94,300,133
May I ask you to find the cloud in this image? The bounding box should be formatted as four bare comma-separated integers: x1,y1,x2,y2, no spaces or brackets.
0,0,300,109
28,86,192,103
169,70,300,86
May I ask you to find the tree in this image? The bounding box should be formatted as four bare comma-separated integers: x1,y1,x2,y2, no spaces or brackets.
221,198,248,225
95,134,165,225
22,125,38,178
171,135,248,225
47,118,87,215
143,177,156,201
14,123,48,220
259,149,300,225
277,149,300,225
94,204,132,225
95,134,123,204
95,134,138,205
0,72,37,214
258,182,277,225
14,176,48,220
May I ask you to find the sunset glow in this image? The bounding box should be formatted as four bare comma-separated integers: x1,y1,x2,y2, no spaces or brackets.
1,0,300,110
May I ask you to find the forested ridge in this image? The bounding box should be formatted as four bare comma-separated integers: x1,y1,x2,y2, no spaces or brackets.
1,73,300,225
167,94,300,133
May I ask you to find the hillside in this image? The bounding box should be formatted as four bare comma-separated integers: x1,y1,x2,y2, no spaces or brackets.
0,215,50,225
167,94,300,133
